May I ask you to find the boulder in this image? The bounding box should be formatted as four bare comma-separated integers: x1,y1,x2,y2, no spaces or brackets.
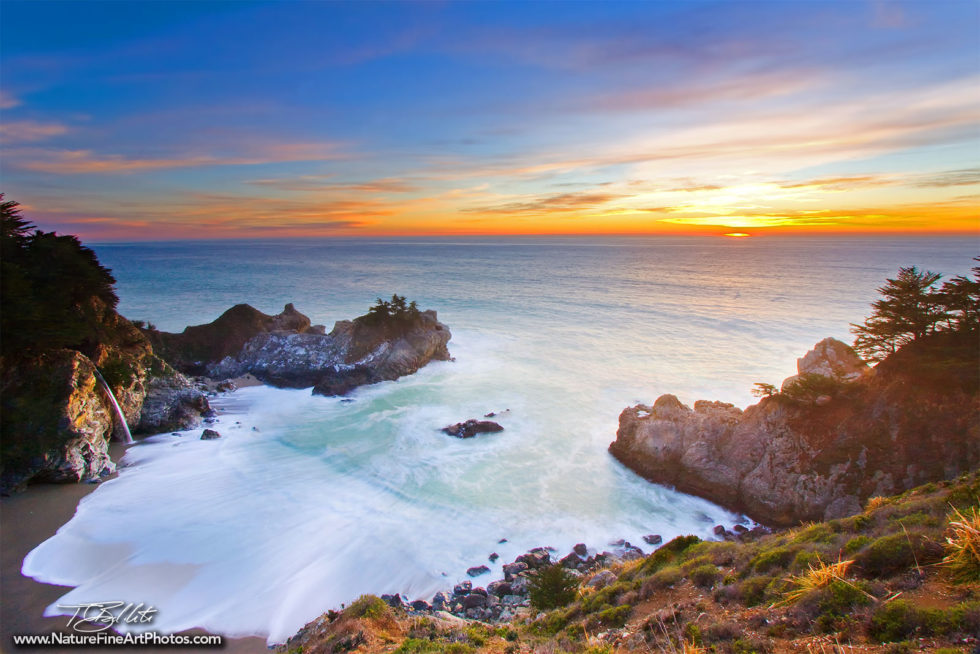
467,565,490,577
201,429,221,440
780,337,869,392
587,570,617,590
442,420,504,439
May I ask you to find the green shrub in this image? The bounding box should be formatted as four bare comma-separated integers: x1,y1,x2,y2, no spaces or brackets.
596,604,631,627
736,576,775,607
528,564,579,610
750,546,799,574
344,594,389,620
689,564,721,589
843,535,872,554
641,565,683,596
855,533,937,577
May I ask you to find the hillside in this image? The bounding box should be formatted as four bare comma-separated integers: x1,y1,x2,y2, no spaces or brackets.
280,471,980,653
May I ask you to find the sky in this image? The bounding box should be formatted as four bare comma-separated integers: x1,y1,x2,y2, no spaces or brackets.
1,0,978,240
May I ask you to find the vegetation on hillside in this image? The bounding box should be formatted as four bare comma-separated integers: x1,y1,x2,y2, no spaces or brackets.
281,473,980,654
0,195,122,358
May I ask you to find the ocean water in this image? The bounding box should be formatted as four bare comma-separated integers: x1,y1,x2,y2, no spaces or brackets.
22,236,977,643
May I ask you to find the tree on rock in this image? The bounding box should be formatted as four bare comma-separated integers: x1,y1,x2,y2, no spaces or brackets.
851,264,979,362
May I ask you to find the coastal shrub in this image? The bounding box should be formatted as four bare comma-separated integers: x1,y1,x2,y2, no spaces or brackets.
855,532,941,577
637,535,701,576
688,564,721,589
703,620,740,643
640,565,683,596
528,564,579,610
791,523,838,545
393,639,475,654
731,636,773,654
596,604,631,627
843,535,872,555
780,373,852,404
750,546,799,574
344,594,390,620
685,540,738,566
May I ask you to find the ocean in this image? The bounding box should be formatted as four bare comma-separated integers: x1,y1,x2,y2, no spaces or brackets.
21,236,977,643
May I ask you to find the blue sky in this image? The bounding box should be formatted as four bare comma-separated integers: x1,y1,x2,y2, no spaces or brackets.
1,0,978,239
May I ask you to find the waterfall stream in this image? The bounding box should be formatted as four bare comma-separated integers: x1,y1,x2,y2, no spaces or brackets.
92,369,134,444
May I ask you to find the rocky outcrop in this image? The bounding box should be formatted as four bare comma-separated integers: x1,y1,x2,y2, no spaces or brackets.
442,420,504,438
208,308,452,395
0,298,210,493
610,335,980,527
780,336,870,392
143,303,318,374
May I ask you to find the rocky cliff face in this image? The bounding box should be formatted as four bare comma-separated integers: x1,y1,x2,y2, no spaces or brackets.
0,298,211,493
143,303,319,374
208,309,452,395
609,335,980,527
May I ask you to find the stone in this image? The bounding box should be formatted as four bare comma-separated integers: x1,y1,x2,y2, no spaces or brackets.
201,429,221,440
381,593,402,607
587,570,617,590
467,565,490,577
488,581,512,597
502,561,528,580
643,534,663,545
713,525,726,536
573,543,588,556
462,594,487,610
432,592,448,610
410,600,430,611
442,420,504,439
453,581,472,595
489,552,499,562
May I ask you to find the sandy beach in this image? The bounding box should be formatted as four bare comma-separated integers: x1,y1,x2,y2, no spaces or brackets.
0,443,270,654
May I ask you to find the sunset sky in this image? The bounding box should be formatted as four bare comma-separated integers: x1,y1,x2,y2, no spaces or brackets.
1,0,978,240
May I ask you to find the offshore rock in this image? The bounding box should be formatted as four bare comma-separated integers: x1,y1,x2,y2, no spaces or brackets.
442,419,504,439
208,308,452,395
610,334,980,527
143,303,313,375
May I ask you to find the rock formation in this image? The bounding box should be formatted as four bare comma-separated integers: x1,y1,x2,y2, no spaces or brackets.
442,420,505,438
1,304,210,493
609,335,980,527
208,308,452,395
142,303,318,374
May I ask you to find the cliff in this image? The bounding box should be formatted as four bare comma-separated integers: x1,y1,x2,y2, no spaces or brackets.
0,199,210,493
609,333,980,527
208,307,452,395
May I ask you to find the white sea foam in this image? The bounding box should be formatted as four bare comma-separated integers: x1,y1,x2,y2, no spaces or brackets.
24,237,976,643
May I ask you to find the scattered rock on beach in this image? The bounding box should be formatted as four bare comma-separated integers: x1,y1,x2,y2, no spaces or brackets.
201,428,221,440
467,565,490,577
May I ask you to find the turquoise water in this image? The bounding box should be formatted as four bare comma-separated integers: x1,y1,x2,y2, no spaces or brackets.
23,236,977,642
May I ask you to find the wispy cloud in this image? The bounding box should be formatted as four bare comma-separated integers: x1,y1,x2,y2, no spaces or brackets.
7,142,351,174
247,175,419,194
0,90,21,110
462,190,621,215
0,120,69,143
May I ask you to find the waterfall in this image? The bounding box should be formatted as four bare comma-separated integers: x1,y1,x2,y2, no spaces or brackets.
92,368,134,444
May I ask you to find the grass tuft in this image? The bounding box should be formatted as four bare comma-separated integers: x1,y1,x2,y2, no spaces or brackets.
942,503,980,583
774,558,856,607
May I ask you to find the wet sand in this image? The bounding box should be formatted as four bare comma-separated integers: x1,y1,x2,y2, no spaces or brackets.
1,443,269,654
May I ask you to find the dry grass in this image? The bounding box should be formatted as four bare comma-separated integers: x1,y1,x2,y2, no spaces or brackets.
774,558,855,607
681,640,706,654
942,503,980,583
865,496,890,512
